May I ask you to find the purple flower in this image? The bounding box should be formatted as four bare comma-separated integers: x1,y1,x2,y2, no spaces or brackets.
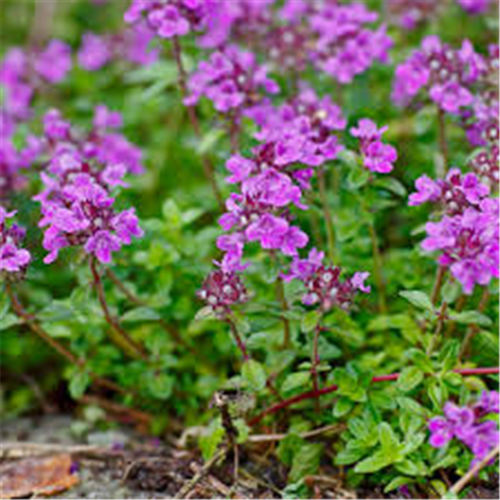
78,33,112,71
428,393,499,468
409,169,490,213
421,197,498,294
350,119,397,174
34,40,72,83
392,36,486,115
124,0,216,40
225,155,255,184
246,214,289,250
185,47,279,115
34,110,144,265
84,230,122,263
281,248,324,282
0,207,31,274
456,0,491,14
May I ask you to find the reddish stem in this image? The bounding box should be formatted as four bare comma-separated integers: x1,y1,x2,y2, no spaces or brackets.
227,317,250,361
90,259,148,360
248,367,500,426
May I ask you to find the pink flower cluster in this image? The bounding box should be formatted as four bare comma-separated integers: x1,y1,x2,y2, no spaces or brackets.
350,119,398,174
386,0,441,30
0,41,72,123
422,198,498,295
184,46,279,114
34,107,144,264
78,24,159,71
392,36,486,115
0,207,31,275
124,0,215,39
409,168,490,214
216,86,349,274
429,391,499,466
282,248,370,311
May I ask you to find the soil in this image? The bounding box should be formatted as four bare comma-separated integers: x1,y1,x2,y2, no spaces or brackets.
1,415,498,499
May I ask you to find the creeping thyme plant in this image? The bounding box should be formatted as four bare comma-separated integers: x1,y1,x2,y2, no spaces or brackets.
1,0,499,497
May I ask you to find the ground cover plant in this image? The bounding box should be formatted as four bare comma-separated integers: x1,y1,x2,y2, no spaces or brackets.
0,0,499,498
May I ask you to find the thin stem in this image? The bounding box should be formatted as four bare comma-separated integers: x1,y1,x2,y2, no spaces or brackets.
104,268,192,351
311,325,321,413
248,367,500,426
431,266,447,305
459,288,490,361
226,316,249,361
368,222,387,313
276,277,291,349
5,283,132,397
437,106,449,172
317,167,336,263
449,444,499,496
171,36,224,209
427,300,448,356
90,259,148,360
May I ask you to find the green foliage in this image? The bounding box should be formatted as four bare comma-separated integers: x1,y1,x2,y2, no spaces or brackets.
0,0,498,496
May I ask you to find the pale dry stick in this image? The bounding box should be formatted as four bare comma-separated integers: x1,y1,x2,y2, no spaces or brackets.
90,259,148,360
171,36,224,210
5,284,133,398
174,448,228,499
247,423,344,443
0,442,121,461
449,444,499,496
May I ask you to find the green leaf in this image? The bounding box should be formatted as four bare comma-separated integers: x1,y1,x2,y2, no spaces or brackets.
69,371,90,399
407,349,434,373
428,379,448,410
335,446,367,465
379,423,400,451
395,459,427,476
147,372,174,400
121,307,161,322
301,310,321,333
242,360,267,392
333,397,354,417
199,418,225,461
384,476,412,493
282,371,311,393
289,443,323,483
448,311,492,327
354,449,395,473
397,367,424,392
38,301,74,323
374,177,407,197
0,313,19,331
399,290,434,312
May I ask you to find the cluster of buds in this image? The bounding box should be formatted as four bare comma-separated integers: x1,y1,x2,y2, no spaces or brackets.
469,145,499,186
197,269,249,317
282,248,371,312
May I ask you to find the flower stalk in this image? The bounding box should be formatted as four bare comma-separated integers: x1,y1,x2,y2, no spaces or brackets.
90,259,148,360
